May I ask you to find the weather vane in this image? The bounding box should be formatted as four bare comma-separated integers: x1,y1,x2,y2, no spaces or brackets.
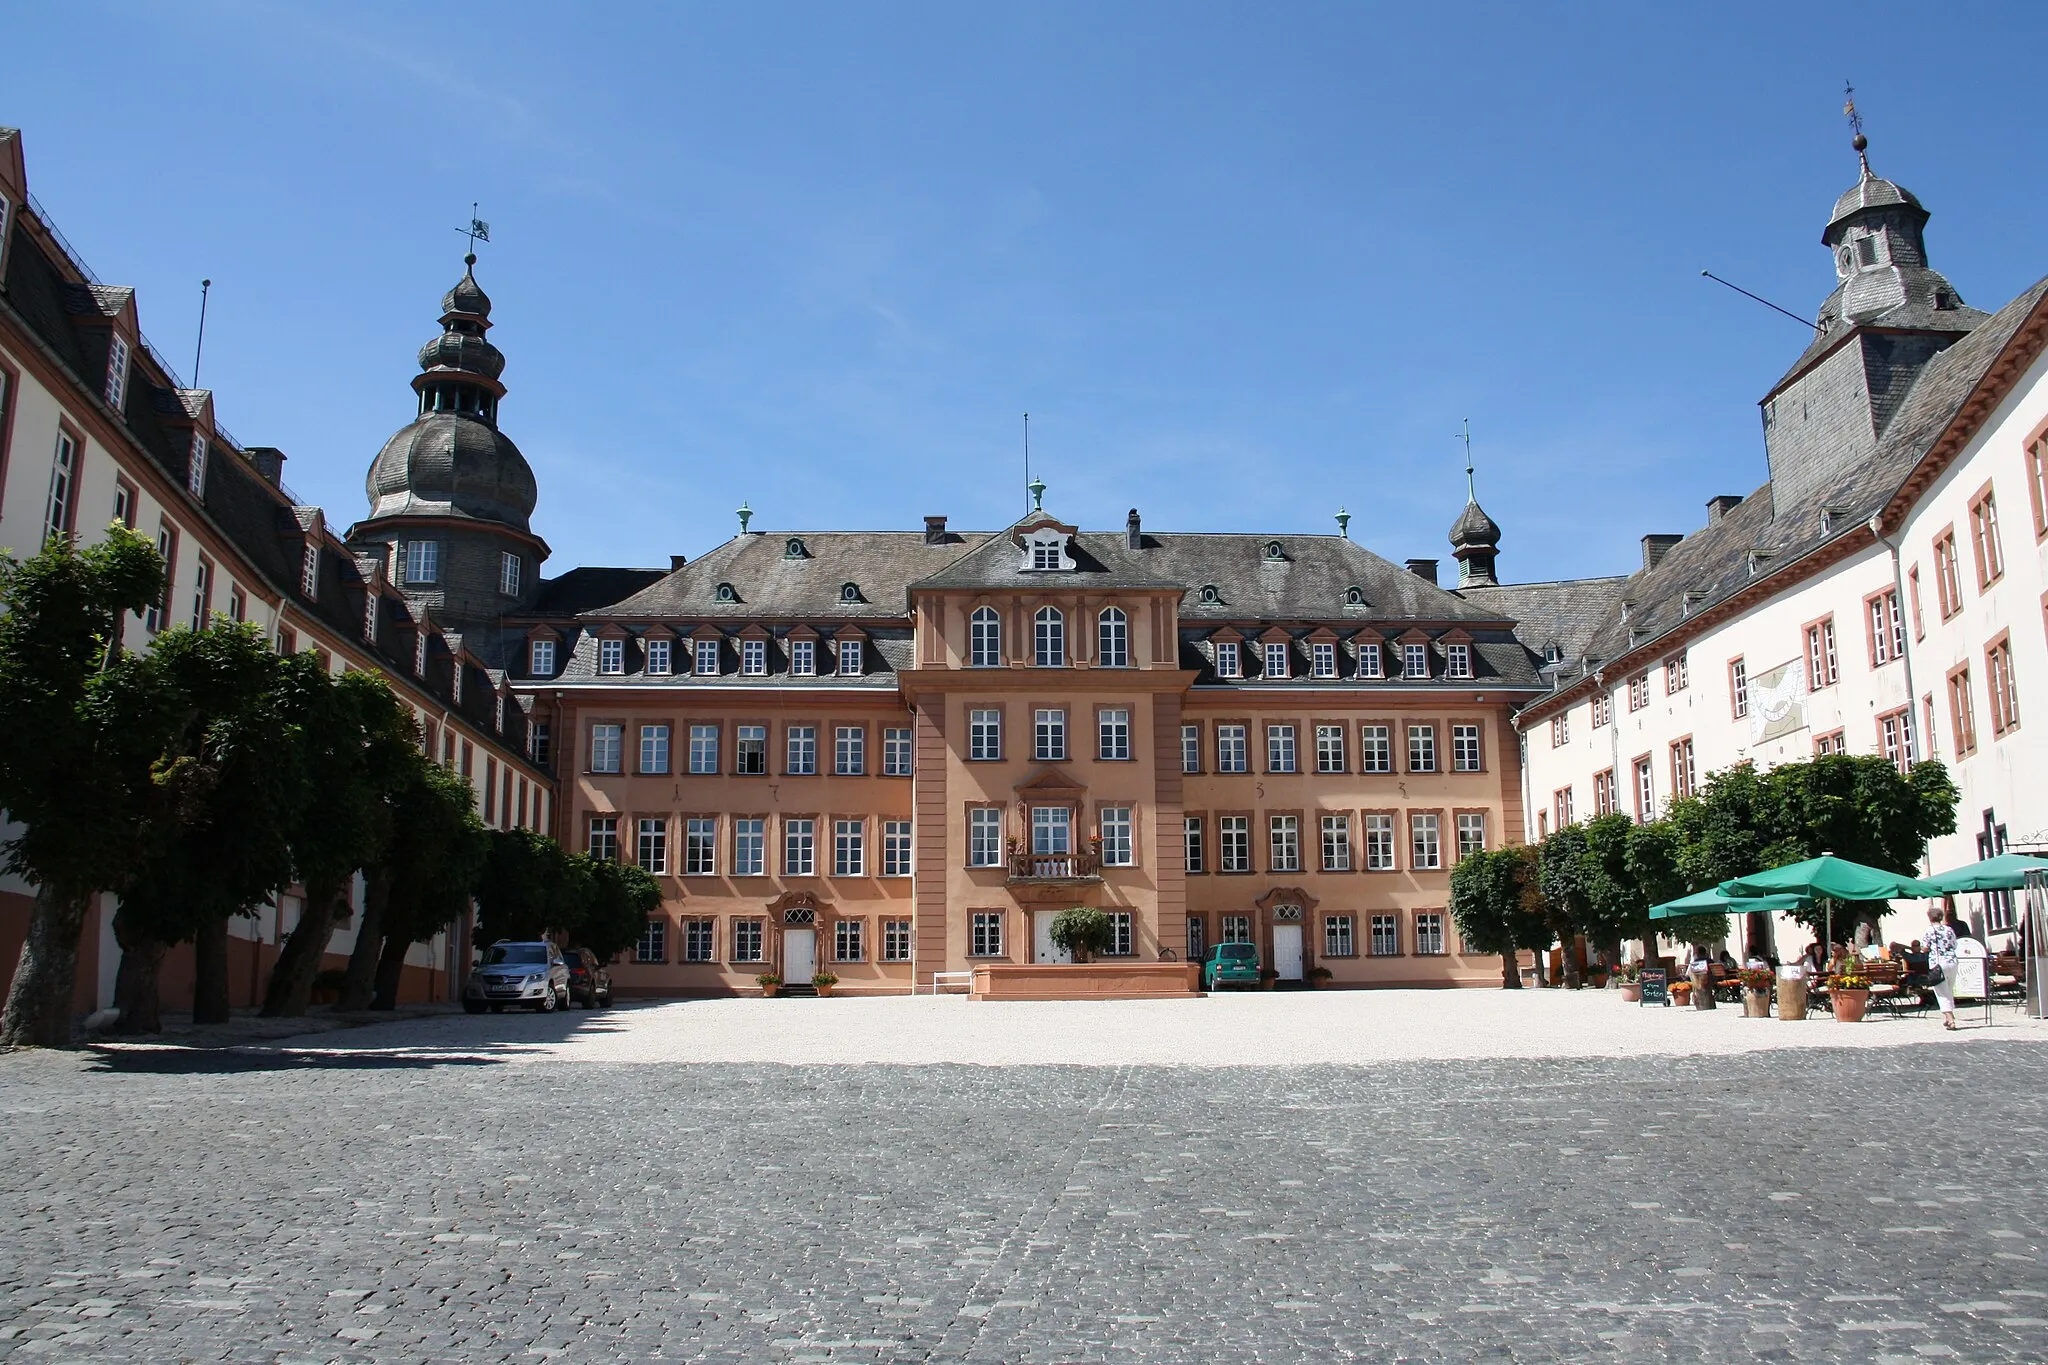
1456,418,1475,500
1843,81,1869,168
456,202,491,262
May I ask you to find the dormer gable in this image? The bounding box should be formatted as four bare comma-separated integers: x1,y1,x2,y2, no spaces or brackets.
1011,514,1079,572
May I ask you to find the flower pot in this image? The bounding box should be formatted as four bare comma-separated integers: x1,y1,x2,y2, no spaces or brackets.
1742,988,1772,1018
1832,987,1869,1023
1619,982,1642,1002
761,984,780,999
1670,983,1693,1005
815,983,835,998
1777,979,1808,1020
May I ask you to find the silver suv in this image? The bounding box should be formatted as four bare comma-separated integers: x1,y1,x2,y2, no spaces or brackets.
463,941,570,1013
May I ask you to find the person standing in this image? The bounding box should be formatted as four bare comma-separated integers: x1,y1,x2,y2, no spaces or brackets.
1925,905,1959,1030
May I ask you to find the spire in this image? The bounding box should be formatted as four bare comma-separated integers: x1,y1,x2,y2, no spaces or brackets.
1448,420,1501,588
1844,81,1870,174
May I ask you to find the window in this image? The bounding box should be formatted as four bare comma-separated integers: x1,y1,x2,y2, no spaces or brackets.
1264,641,1290,679
1214,641,1241,678
639,638,669,675
784,818,816,875
835,919,865,962
1105,911,1134,957
2031,437,2048,539
1403,642,1429,678
499,551,522,597
1970,488,2005,588
736,724,767,774
1988,637,2020,737
1729,658,1749,719
1868,591,1905,666
300,541,319,600
969,807,1004,866
43,430,76,545
833,819,865,877
530,639,556,675
1029,537,1063,571
733,920,765,962
1665,655,1688,693
1593,768,1618,817
1456,812,1486,859
1222,914,1252,945
104,333,129,408
1805,618,1839,688
1031,805,1072,855
1934,530,1963,618
883,920,912,961
1634,757,1655,821
112,477,135,529
1219,816,1250,873
1365,813,1396,870
639,817,670,874
399,537,440,586
1101,807,1134,866
733,818,765,876
883,727,912,776
1553,787,1574,830
742,638,766,676
1098,608,1129,667
883,820,912,877
1315,724,1346,773
640,723,671,774
1099,708,1131,761
1414,912,1446,956
679,817,713,875
1446,643,1472,679
1407,724,1437,773
683,920,715,963
1670,737,1696,801
694,638,720,676
969,605,1001,667
1267,724,1297,773
835,725,865,775
589,723,622,773
190,557,212,630
1452,724,1481,772
635,917,667,964
969,709,1002,761
1949,666,1978,757
1369,914,1399,956
588,815,619,862
144,522,175,633
228,587,245,623
1909,567,1925,639
787,725,817,775
1217,724,1248,773
1181,723,1201,774
1324,915,1355,957
1034,708,1067,762
1627,673,1649,711
688,724,718,774
1356,641,1383,679
1034,607,1065,667
1311,641,1337,678
790,639,816,676
836,638,864,675
1359,724,1392,777
1592,691,1612,727
1187,914,1206,961
531,721,550,768
1184,816,1206,873
970,912,1004,957
1814,730,1846,756
1269,815,1301,872
1320,814,1351,871
1550,714,1569,748
599,638,625,674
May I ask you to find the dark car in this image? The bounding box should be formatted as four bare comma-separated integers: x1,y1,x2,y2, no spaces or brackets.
1201,942,1260,991
562,946,613,1009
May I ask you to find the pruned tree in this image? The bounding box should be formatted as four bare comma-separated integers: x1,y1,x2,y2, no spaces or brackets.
1763,754,1958,944
1448,845,1548,988
1535,822,1596,987
341,758,486,1010
475,827,587,945
1621,818,1725,961
1047,906,1113,963
575,856,661,965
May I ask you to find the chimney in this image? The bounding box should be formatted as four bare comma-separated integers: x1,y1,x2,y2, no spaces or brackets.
924,515,948,546
1405,557,1439,585
669,554,688,572
1125,508,1142,550
1706,494,1744,524
247,445,287,487
1641,534,1683,572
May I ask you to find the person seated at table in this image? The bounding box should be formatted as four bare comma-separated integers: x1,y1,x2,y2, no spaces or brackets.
1716,948,1738,973
1901,948,1929,986
1800,941,1828,978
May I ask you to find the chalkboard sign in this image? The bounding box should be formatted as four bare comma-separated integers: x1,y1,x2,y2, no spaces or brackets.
1639,969,1670,1006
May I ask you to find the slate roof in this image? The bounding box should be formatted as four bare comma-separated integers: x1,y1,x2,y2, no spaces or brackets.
1460,576,1630,665
526,566,666,617
588,530,998,621
546,625,915,691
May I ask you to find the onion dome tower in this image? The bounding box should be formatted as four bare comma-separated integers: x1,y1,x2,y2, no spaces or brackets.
1448,455,1501,587
348,255,547,643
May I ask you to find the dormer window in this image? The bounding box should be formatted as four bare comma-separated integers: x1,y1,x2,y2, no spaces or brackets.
1855,235,1880,268
785,537,809,559
404,540,438,585
1446,643,1473,680
1023,532,1073,572
1934,289,1955,311
1263,641,1289,678
1403,642,1429,678
1214,641,1241,678
840,581,862,603
1357,641,1383,679
186,433,208,498
695,638,721,675
645,638,671,675
416,632,431,678
530,639,556,675
1263,541,1285,561
363,593,379,645
300,542,319,599
599,638,625,674
1543,644,1563,666
715,582,738,603
791,638,816,676
1199,585,1221,605
104,334,130,409
1344,586,1365,607
838,639,864,675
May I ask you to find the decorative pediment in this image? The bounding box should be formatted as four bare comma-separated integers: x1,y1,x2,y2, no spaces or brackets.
593,622,630,640
1014,766,1088,798
767,890,828,918
637,623,676,643
1306,626,1340,644
1209,626,1246,644
1257,625,1292,644
1440,627,1474,644
1254,886,1321,915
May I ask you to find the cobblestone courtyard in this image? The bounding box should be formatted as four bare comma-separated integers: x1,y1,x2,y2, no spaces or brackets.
2,997,2045,1362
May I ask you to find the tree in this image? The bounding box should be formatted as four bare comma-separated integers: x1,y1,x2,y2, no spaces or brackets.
475,827,586,945
1535,823,1596,987
575,857,661,965
261,667,418,1017
1447,845,1548,988
340,759,486,1011
1046,906,1113,963
0,527,167,1047
1762,754,1959,944
1622,818,1725,961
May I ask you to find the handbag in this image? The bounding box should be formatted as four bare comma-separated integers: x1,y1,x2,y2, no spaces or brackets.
1925,964,1945,985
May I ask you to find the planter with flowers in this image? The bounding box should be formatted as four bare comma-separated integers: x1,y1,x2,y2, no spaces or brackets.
756,972,781,999
1830,970,1870,1022
812,971,838,998
1739,967,1775,1018
1307,966,1334,989
1617,962,1643,1003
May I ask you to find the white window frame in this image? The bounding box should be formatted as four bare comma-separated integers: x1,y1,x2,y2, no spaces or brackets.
44,430,76,545
1098,607,1129,667
969,708,1002,761
187,432,208,498
882,919,912,961
834,725,865,776
1214,640,1240,678
499,551,522,597
1414,912,1446,956
529,639,556,675
1181,723,1201,774
791,639,816,676
1457,812,1487,859
834,918,865,962
733,818,766,876
1264,641,1290,679
695,637,721,676
735,725,768,774
883,726,912,776
1269,814,1300,873
1184,816,1205,873
883,820,912,877
1311,641,1337,678
1452,724,1482,772
1325,915,1355,958
1267,724,1297,773
640,723,671,774
837,639,863,675
742,638,767,675
684,817,715,876
1446,642,1472,679
733,920,765,962
1098,708,1131,761
1219,815,1250,873
1407,723,1437,773
589,723,622,774
969,807,1004,866
688,723,718,774
970,606,1002,667
1034,606,1065,667
636,917,667,964
1100,807,1134,867
1403,642,1428,678
1315,724,1345,773
969,911,1004,957
1320,814,1350,871
784,817,816,876
598,637,625,674
639,817,670,875
1365,813,1396,871
104,333,130,408
1217,724,1248,773
1369,914,1399,956
1034,708,1067,762
786,725,817,775
833,819,865,877
645,638,672,675
683,919,715,963
1357,641,1383,679
1360,724,1391,774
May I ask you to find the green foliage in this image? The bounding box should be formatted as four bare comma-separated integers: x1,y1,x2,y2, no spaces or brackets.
1447,845,1548,970
377,761,488,948
279,663,418,900
1623,818,1725,947
476,827,587,943
1048,906,1114,961
576,856,661,964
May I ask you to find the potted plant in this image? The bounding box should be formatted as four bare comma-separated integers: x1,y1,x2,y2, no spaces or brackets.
1307,966,1334,989
1739,966,1774,1018
756,972,781,999
1259,967,1280,990
1586,962,1610,989
1616,962,1643,1003
1670,976,1693,1005
1830,969,1870,1022
812,971,838,998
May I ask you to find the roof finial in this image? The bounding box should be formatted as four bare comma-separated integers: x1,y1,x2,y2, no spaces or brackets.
1843,81,1869,171
1335,508,1350,540
1458,417,1475,502
1028,476,1047,511
736,500,752,533
456,202,490,272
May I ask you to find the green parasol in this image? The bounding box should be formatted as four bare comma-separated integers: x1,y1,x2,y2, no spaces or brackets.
1919,852,2048,894
1648,888,1809,920
1719,855,1937,901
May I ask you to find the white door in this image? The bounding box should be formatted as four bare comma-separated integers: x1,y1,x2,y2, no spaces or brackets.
783,929,816,985
1034,911,1072,964
1272,925,1304,981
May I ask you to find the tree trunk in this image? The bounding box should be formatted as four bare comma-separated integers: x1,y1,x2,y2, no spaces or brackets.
261,880,344,1017
110,908,166,1035
1500,952,1522,988
371,933,410,1010
339,874,391,1011
192,916,232,1025
0,883,93,1048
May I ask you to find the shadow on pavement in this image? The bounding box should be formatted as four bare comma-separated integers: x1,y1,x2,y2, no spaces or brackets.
82,1046,509,1075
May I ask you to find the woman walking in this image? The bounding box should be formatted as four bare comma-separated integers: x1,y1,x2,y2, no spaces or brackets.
1925,904,1959,1030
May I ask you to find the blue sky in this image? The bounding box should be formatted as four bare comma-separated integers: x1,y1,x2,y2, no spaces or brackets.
10,1,2046,584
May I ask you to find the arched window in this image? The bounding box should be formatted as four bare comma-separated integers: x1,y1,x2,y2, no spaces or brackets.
1097,606,1129,668
970,606,1001,668
840,582,861,603
1034,606,1065,668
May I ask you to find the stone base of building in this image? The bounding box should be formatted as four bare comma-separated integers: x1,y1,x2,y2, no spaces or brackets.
969,962,1201,1000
